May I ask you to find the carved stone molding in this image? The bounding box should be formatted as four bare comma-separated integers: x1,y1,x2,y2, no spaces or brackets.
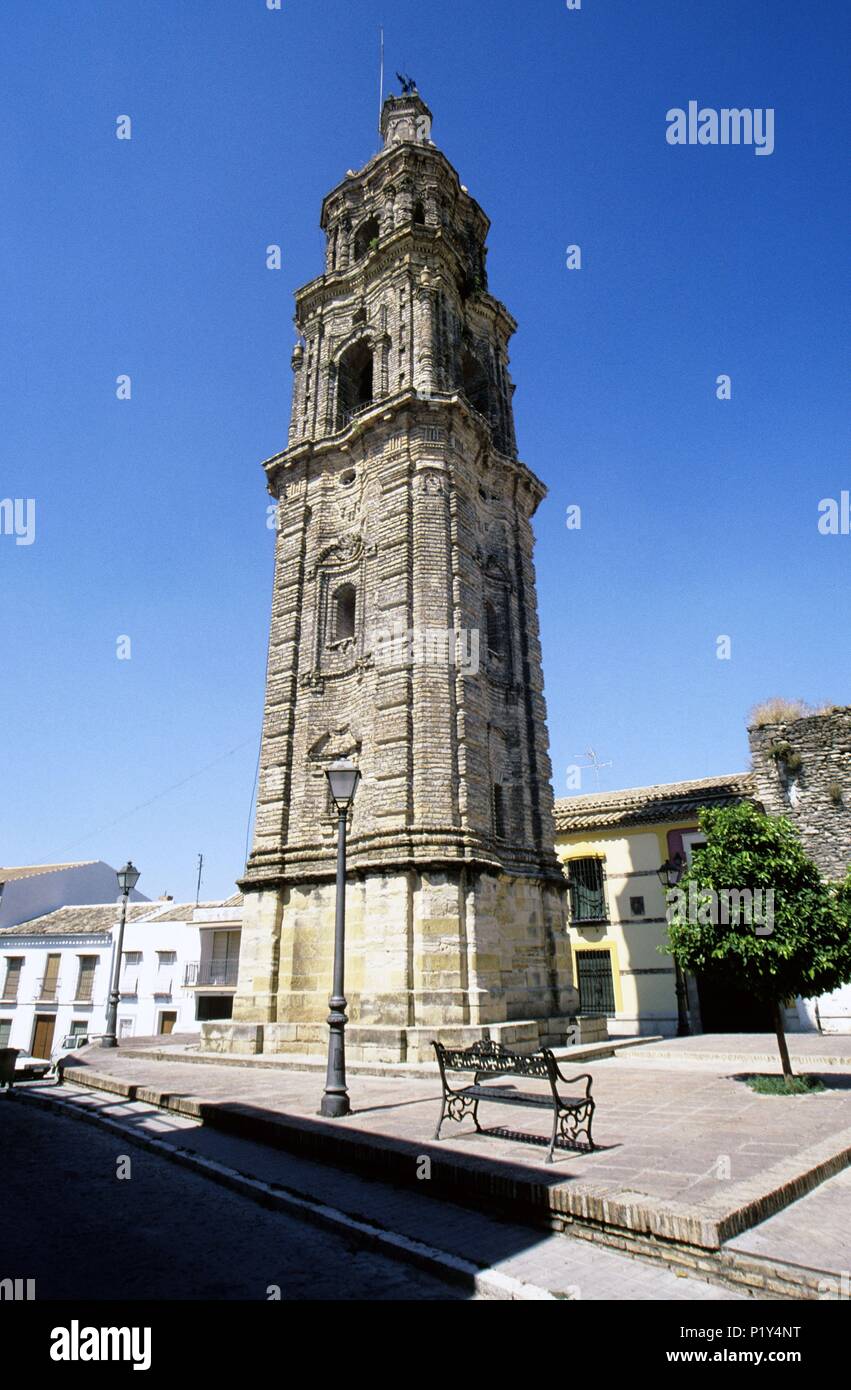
309,534,365,578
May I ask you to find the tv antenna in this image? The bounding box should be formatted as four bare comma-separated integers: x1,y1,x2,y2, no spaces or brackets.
573,746,613,790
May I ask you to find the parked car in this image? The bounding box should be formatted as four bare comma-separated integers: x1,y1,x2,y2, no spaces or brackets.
13,1052,52,1079
52,1032,91,1057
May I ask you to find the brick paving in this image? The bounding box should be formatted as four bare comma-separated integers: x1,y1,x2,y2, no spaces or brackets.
729,1165,851,1282
61,1043,851,1206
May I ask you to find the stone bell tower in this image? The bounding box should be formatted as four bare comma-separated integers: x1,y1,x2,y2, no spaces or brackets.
207,89,578,1062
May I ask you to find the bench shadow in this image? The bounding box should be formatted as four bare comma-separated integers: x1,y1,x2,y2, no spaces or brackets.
475,1124,604,1163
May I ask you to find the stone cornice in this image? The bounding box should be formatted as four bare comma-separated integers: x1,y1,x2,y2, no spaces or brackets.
262,391,546,507
320,143,490,237
294,225,507,331
240,831,566,893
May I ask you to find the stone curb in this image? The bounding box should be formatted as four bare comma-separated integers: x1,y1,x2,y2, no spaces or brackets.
14,1087,557,1302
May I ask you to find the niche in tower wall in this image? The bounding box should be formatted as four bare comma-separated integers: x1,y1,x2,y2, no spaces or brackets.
482,560,514,683
488,724,522,843
311,539,367,678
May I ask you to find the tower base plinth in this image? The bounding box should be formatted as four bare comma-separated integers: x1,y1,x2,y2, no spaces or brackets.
200,1016,593,1065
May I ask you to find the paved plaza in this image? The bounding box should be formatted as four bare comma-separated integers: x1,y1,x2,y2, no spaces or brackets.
45,1032,851,1283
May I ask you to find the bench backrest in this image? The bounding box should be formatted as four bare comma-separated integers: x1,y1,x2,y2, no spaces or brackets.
433,1039,554,1083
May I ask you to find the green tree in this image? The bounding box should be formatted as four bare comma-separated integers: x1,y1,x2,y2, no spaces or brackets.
663,802,851,1079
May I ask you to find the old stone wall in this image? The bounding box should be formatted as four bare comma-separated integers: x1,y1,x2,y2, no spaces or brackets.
748,707,851,879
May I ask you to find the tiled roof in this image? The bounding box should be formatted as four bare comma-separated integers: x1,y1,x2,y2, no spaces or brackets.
0,892,243,937
151,901,223,923
151,893,243,922
0,862,96,883
554,773,758,833
0,903,157,937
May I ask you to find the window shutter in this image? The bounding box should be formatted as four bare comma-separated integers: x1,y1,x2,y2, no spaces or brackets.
2,958,23,1001
75,956,97,1002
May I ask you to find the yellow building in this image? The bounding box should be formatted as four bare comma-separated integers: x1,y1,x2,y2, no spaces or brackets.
554,775,757,1037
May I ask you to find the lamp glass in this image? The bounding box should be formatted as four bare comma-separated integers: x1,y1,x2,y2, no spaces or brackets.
657,853,686,890
325,759,361,808
657,860,674,890
117,861,141,894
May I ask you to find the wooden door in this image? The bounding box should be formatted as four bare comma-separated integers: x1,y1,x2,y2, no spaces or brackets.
32,1015,56,1058
158,1012,177,1035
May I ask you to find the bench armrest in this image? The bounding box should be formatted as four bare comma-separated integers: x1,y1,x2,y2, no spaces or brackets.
551,1065,594,1097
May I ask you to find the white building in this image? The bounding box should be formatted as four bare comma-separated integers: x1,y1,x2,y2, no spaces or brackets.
0,861,147,931
0,896,241,1058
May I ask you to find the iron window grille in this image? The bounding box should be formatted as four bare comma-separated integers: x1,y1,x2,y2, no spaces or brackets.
567,857,608,923
576,950,616,1017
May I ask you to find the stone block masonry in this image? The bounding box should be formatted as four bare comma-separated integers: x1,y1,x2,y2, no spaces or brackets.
204,90,578,1060
749,707,851,880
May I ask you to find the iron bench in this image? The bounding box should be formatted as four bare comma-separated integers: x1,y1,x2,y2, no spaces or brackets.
432,1040,595,1162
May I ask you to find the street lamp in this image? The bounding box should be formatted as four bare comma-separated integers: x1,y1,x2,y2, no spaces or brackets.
656,852,686,890
100,860,141,1049
657,852,690,1036
320,759,361,1118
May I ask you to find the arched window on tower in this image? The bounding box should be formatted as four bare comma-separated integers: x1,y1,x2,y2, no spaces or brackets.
332,583,356,643
336,340,374,428
353,216,380,261
460,349,490,419
413,200,426,226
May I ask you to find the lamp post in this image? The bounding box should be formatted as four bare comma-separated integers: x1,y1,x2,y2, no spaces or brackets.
320,759,361,1117
657,852,690,1037
100,860,141,1049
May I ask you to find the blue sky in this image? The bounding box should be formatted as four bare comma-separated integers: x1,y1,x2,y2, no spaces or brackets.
2,0,848,901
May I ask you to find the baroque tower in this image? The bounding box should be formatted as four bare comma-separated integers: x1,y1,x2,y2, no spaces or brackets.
208,90,578,1062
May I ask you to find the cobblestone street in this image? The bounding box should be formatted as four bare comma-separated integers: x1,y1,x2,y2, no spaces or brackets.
0,1100,466,1301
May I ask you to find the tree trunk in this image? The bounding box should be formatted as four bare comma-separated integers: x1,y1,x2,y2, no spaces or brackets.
772,999,794,1080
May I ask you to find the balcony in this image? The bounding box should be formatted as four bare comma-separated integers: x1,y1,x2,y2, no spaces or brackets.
337,399,374,431
184,958,239,989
